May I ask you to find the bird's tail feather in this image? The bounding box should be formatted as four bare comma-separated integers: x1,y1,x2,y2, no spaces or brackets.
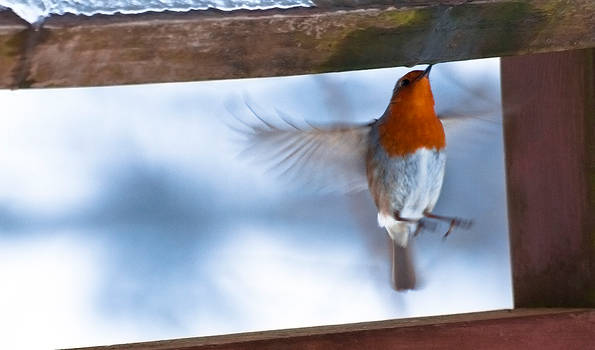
392,240,416,291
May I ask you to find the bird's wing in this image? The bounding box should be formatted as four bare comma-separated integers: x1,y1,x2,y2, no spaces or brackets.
435,65,502,160
232,105,372,194
434,62,502,136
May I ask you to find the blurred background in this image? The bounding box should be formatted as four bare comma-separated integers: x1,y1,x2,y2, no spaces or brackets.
0,58,511,349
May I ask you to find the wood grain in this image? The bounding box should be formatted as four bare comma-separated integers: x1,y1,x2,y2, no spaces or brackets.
0,0,594,88
501,49,595,307
0,10,27,87
68,309,595,349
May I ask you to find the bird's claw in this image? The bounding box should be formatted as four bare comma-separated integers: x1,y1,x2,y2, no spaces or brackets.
413,219,438,237
442,217,473,240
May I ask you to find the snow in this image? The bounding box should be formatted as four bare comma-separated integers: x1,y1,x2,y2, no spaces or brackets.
0,58,511,349
0,0,313,24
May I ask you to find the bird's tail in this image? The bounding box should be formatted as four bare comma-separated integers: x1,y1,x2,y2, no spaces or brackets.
392,240,416,291
379,215,417,290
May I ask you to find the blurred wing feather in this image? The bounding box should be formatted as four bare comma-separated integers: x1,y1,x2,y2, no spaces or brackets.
238,109,372,193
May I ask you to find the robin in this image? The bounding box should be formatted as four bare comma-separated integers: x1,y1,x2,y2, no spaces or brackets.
237,65,471,291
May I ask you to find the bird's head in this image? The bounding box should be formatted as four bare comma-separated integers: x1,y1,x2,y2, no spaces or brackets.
378,65,445,156
390,65,435,109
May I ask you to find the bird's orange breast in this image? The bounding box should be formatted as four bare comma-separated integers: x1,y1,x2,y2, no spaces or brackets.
378,78,445,157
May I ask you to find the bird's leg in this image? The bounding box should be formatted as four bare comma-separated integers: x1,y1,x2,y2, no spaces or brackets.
423,212,473,239
412,219,438,237
393,211,436,237
393,210,416,223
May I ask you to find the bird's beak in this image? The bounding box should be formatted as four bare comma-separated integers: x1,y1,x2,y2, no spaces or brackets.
422,64,432,78
413,64,432,84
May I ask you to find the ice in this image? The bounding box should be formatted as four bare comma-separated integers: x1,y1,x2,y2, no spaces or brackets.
0,0,314,25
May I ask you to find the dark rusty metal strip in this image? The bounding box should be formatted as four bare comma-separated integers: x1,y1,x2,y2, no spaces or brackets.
69,309,595,349
0,0,594,88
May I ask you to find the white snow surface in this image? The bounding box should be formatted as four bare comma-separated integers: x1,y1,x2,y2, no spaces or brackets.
0,58,511,349
0,0,313,24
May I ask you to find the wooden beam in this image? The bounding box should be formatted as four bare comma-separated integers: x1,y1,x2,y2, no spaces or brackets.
0,10,24,87
0,0,594,88
69,309,595,349
501,49,595,307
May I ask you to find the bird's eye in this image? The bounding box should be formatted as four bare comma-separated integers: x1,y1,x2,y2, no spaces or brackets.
401,79,410,87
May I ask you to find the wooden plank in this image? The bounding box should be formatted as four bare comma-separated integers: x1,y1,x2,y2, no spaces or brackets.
501,49,595,307
0,11,27,87
69,309,595,349
0,0,593,88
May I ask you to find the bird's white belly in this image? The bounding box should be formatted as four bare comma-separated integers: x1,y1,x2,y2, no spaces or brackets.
372,147,446,246
397,147,446,219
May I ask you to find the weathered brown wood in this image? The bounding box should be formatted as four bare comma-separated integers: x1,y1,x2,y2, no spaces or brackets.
0,10,27,87
69,309,595,349
501,49,595,307
0,0,593,89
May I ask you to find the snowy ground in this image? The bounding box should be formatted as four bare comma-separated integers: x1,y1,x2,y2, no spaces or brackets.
0,58,511,349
